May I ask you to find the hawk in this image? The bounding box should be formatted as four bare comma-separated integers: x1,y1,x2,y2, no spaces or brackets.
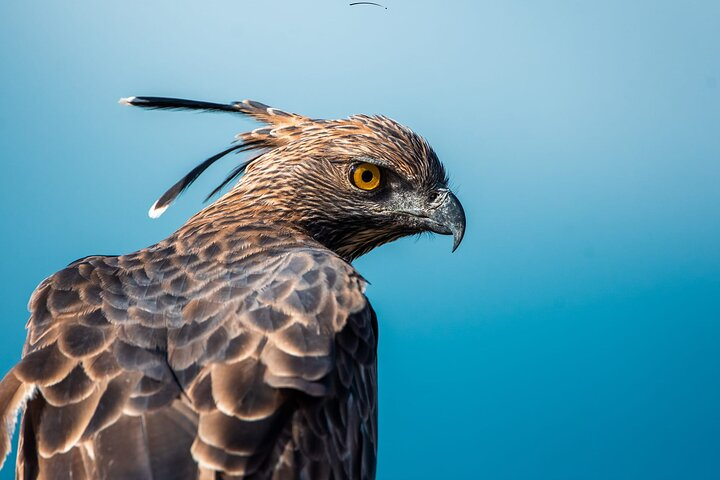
0,96,465,479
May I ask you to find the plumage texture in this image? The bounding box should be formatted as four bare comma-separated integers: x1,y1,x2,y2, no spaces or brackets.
0,96,463,479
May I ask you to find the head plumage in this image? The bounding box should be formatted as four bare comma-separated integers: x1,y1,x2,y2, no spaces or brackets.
121,96,446,220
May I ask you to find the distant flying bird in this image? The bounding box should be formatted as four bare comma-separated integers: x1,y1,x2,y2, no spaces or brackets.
349,2,388,9
0,96,465,479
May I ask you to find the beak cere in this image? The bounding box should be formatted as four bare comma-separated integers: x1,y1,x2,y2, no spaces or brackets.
426,191,466,252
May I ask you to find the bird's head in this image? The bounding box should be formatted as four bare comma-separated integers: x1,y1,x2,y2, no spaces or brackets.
121,96,465,260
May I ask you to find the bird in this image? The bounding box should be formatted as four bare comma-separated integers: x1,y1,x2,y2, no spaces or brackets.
0,95,465,479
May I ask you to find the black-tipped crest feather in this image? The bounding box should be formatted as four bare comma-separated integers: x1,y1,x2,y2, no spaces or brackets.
151,144,248,216
122,96,301,217
121,96,243,114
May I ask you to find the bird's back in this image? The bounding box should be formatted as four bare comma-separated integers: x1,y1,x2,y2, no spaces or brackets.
1,221,378,479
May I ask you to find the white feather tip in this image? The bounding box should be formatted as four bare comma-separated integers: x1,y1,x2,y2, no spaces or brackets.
148,201,168,219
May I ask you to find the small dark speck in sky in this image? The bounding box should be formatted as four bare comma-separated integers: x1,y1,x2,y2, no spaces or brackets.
350,2,388,9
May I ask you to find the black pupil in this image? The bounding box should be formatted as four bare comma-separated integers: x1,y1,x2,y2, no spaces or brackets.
361,169,374,183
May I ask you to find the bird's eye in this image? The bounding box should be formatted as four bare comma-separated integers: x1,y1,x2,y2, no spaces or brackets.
351,163,382,191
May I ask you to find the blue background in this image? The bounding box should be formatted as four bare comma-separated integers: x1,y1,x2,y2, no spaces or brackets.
1,1,719,478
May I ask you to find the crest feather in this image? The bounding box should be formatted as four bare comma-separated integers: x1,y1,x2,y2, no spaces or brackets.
121,96,309,217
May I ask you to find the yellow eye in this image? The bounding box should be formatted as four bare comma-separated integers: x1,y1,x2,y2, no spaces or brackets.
352,163,382,191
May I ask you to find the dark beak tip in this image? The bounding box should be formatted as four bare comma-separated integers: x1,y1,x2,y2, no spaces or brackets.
450,219,465,252
428,190,466,253
451,233,463,253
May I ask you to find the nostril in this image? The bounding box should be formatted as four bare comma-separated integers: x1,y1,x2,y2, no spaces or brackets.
430,188,448,204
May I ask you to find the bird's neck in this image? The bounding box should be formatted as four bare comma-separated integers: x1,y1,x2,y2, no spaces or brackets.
174,180,394,262
172,185,326,258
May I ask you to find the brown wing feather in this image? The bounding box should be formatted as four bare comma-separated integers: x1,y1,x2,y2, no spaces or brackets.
0,250,189,477
174,246,371,478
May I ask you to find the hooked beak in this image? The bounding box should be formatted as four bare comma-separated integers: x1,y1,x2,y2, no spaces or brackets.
425,190,466,252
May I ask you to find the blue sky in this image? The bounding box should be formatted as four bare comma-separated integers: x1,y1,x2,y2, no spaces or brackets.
1,1,719,478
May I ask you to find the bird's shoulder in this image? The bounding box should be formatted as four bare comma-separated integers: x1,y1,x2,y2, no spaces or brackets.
20,230,373,395
24,229,368,344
